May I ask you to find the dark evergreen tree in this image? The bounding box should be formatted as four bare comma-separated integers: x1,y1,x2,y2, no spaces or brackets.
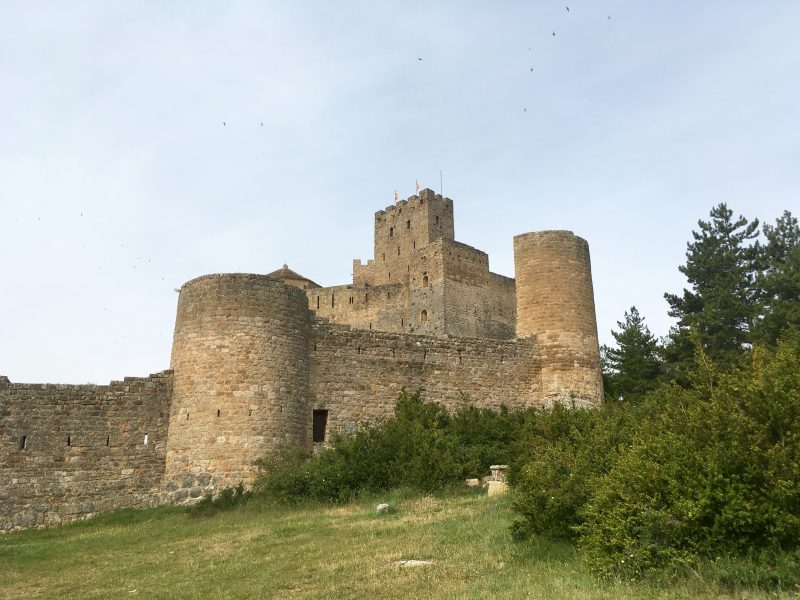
663,204,759,380
753,210,800,345
601,306,662,403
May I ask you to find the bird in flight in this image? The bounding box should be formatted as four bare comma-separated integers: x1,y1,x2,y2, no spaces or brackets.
565,6,569,12
530,67,534,72
552,31,556,37
223,121,226,127
260,122,263,126
418,57,422,61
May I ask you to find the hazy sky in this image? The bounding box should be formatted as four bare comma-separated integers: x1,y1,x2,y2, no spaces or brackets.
2,2,798,383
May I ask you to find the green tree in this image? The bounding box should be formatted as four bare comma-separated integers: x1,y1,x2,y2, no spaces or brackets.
601,306,662,403
664,203,759,380
753,210,800,346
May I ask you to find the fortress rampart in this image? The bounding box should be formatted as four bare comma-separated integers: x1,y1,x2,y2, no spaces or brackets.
1,189,603,530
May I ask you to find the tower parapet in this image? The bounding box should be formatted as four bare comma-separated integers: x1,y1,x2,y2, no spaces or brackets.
163,274,312,502
513,231,603,405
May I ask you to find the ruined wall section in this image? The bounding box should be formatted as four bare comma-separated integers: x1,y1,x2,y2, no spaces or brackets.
514,231,603,405
164,274,311,503
308,321,541,439
0,372,172,532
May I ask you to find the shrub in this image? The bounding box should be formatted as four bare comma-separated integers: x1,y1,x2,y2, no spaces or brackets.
253,391,537,503
188,483,251,517
576,333,800,577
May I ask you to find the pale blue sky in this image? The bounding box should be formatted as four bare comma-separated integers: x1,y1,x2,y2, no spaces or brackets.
1,2,798,383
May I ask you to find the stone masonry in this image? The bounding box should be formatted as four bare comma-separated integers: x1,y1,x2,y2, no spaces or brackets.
1,189,603,530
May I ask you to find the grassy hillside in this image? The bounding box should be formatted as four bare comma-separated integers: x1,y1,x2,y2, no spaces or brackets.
0,490,792,600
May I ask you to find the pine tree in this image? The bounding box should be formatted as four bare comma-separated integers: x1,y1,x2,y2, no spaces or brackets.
601,306,662,403
753,210,800,346
663,204,759,379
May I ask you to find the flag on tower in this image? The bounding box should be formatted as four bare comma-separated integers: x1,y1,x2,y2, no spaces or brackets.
394,190,399,203
415,180,420,193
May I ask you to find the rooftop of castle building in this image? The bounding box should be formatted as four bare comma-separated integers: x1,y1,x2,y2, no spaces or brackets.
266,264,321,289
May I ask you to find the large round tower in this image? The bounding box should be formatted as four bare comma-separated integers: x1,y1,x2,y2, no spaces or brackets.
513,231,603,405
162,274,311,502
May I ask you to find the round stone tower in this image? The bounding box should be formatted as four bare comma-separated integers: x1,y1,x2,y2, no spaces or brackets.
162,274,311,502
513,231,603,405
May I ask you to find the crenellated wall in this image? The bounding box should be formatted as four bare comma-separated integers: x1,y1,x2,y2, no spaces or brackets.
0,372,172,531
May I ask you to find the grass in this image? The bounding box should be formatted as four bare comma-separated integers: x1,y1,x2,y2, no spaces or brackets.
0,489,794,599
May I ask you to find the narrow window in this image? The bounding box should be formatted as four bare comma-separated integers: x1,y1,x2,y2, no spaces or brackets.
397,246,400,255
248,409,252,416
421,309,428,323
331,293,335,308
106,436,110,446
316,295,320,309
369,323,372,329
423,350,427,360
436,215,439,225
382,253,385,261
407,220,410,229
413,241,416,249
365,293,368,302
314,342,317,351
349,296,353,304
391,349,396,357
144,434,149,445
20,435,27,450
67,435,71,447
422,275,429,287
357,347,361,354
401,318,404,327
389,226,394,237
217,409,220,417
388,272,391,281
420,198,424,205
186,412,190,420
313,409,328,443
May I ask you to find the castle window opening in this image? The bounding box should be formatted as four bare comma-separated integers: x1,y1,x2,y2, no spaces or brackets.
187,412,190,420
20,435,27,450
217,409,220,417
316,296,320,309
401,318,404,327
365,293,368,302
331,293,335,308
436,216,439,225
422,275,429,288
421,309,428,323
382,253,385,261
144,434,149,445
389,227,393,237
413,241,416,249
312,410,328,443
397,246,400,255
67,435,71,447
106,436,110,446
349,296,353,304
369,323,372,329
407,220,410,229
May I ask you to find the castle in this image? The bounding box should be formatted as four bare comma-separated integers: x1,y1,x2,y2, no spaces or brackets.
0,189,603,531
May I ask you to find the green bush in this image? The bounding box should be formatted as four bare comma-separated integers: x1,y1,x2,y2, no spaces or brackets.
576,333,800,578
253,391,536,503
509,402,639,541
188,483,251,517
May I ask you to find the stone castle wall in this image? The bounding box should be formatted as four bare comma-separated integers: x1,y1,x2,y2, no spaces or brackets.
0,372,172,531
308,321,540,438
1,195,604,530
